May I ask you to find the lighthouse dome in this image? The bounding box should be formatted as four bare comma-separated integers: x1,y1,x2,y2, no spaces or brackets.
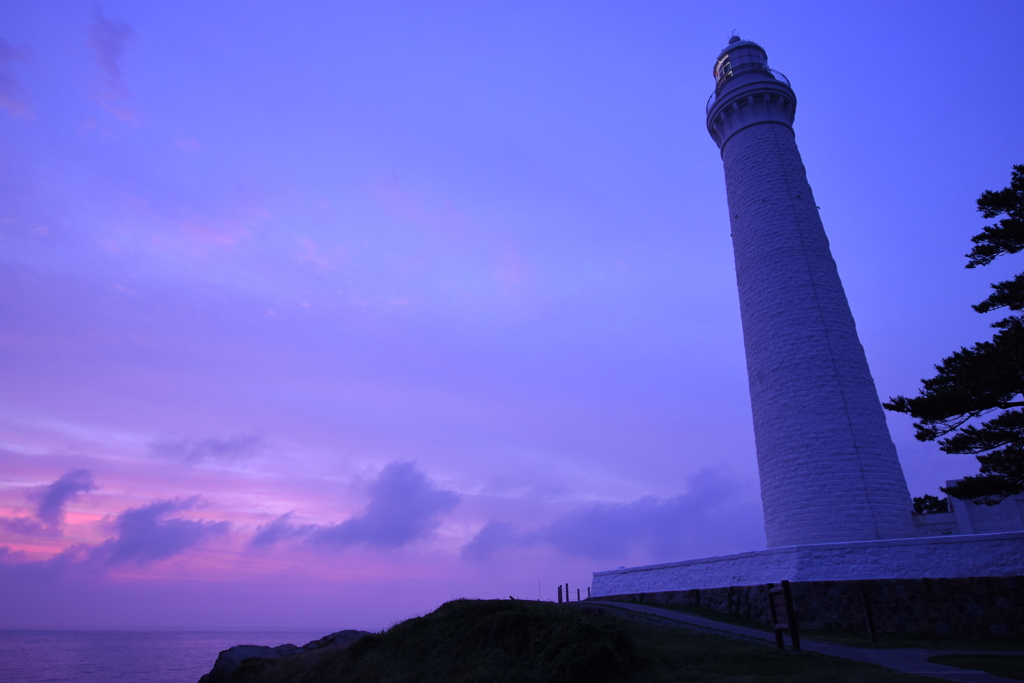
713,37,769,91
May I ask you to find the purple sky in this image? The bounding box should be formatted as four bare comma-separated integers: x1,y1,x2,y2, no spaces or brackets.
2,1,1023,631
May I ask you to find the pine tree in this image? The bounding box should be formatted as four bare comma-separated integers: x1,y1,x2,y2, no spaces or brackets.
884,165,1024,502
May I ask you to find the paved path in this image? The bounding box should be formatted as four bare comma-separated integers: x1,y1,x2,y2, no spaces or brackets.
589,601,1021,682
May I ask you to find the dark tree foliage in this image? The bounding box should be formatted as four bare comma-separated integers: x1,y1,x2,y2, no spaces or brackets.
964,167,1024,269
885,165,1024,503
912,494,949,515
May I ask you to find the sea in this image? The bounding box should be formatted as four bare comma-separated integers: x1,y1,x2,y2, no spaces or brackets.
0,629,329,683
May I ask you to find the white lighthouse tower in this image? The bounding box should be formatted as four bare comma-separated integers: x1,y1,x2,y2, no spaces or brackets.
706,37,916,547
591,38,1024,605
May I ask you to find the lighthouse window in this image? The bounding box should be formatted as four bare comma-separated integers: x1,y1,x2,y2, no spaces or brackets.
714,55,732,84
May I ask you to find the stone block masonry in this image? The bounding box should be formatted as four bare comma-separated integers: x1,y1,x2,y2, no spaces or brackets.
592,525,1024,637
724,121,916,546
707,38,916,547
592,532,1024,597
600,576,1024,638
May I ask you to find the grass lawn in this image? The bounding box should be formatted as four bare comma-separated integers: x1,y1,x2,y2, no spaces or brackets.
221,599,935,682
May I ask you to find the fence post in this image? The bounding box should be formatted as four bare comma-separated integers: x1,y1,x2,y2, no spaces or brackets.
558,585,562,604
781,580,801,654
766,583,785,650
862,592,878,644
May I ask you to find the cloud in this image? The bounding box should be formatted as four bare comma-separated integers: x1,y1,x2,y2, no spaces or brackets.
31,469,97,527
308,462,460,550
0,469,97,537
130,196,268,254
0,497,228,578
0,517,56,537
494,246,527,288
0,544,95,581
181,217,249,245
90,11,133,83
89,10,135,119
461,520,528,560
151,434,262,463
244,464,461,551
175,203,268,250
377,181,468,238
93,497,228,565
463,469,763,562
176,138,201,152
0,37,32,118
298,237,347,269
249,512,313,549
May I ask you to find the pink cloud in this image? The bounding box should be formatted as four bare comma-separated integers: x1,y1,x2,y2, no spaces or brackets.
99,238,122,253
175,203,269,251
0,38,32,119
176,138,201,152
0,462,461,575
0,469,99,546
298,237,347,269
494,246,527,287
94,193,268,256
182,217,249,246
90,11,132,83
377,180,468,238
89,11,136,120
249,463,459,551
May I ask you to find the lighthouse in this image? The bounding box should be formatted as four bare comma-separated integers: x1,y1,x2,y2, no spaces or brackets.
591,38,1023,618
706,37,916,547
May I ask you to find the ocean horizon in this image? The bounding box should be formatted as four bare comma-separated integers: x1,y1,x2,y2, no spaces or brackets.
0,628,334,683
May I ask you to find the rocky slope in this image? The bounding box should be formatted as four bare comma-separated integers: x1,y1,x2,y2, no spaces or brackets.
198,629,369,683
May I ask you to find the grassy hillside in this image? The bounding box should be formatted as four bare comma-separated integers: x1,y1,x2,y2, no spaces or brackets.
220,599,932,682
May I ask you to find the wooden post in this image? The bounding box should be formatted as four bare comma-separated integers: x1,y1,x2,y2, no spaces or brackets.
557,585,562,604
862,592,878,644
766,583,785,650
767,582,801,653
587,587,591,599
577,588,580,602
781,580,801,654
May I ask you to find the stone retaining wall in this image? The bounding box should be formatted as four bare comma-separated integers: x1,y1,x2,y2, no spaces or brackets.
601,576,1024,638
